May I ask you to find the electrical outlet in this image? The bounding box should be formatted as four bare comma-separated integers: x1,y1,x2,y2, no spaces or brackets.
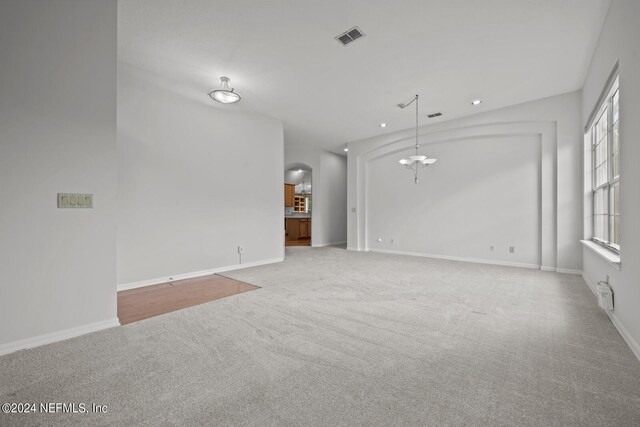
237,246,243,254
489,245,494,251
509,246,515,254
390,238,394,244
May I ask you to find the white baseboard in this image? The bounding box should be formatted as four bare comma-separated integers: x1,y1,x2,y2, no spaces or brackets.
542,266,583,274
311,240,347,248
581,273,640,362
582,272,598,295
117,257,284,292
555,267,582,275
370,248,541,270
0,318,120,357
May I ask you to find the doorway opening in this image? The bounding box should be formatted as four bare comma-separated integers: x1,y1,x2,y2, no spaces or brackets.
284,164,312,247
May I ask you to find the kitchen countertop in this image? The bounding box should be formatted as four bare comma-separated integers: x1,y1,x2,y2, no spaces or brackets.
285,214,312,219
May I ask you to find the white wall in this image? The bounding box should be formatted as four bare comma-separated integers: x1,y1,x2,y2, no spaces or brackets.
117,63,284,287
0,0,118,353
581,0,640,358
285,147,347,246
368,135,541,267
348,91,583,272
321,151,348,246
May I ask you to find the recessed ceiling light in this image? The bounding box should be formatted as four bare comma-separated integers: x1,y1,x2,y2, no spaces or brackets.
380,123,387,128
344,148,349,152
471,99,482,106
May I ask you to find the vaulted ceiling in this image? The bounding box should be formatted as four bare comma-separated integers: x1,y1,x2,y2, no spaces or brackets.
118,0,610,154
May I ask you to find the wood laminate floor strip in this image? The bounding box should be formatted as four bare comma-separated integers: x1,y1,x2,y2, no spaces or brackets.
118,274,259,325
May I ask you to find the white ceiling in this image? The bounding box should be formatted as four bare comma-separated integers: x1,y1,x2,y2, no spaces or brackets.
118,0,610,154
285,169,311,186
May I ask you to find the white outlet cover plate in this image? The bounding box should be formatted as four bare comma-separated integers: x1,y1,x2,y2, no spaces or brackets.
58,193,93,209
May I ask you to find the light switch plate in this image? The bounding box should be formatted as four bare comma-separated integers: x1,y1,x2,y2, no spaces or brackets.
58,193,93,209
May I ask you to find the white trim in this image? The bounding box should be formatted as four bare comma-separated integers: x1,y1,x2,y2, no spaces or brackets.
582,272,598,295
0,318,120,357
541,266,556,272
580,240,621,269
311,240,347,248
581,273,640,362
117,257,284,292
607,311,640,362
555,267,583,275
369,248,541,270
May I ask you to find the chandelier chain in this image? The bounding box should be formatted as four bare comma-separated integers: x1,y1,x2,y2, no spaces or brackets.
397,93,437,184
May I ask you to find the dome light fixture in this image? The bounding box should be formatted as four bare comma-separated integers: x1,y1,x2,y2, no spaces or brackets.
397,94,437,184
209,76,241,104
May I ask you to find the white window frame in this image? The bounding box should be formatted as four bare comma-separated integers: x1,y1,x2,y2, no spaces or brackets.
587,73,620,253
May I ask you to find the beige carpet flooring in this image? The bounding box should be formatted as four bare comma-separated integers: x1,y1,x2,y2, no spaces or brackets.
1,246,639,426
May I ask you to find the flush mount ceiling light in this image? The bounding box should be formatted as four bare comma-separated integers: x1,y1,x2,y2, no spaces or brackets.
397,94,437,184
380,123,387,128
471,99,482,106
209,76,241,104
344,148,349,152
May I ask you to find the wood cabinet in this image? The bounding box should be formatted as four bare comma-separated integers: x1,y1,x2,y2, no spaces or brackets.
286,218,299,241
299,218,310,238
285,218,311,243
284,184,295,207
294,195,306,212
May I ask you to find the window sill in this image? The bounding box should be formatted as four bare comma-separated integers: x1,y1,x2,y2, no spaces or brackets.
581,240,621,270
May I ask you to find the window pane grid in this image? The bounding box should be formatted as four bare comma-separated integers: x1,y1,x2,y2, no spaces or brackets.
594,158,608,169
612,121,620,178
612,89,619,123
589,77,619,253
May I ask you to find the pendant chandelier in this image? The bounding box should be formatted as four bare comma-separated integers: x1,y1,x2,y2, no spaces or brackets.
397,94,437,183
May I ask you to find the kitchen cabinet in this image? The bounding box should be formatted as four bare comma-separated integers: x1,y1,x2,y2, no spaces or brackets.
284,184,295,207
294,195,306,212
285,218,311,243
286,218,299,241
299,218,310,238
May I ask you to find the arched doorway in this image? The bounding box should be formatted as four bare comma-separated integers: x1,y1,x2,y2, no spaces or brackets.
284,163,312,247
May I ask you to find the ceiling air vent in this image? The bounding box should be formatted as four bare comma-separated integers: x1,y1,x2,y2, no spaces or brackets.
335,26,365,46
427,112,443,118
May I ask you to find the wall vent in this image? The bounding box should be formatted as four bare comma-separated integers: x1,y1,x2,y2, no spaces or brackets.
335,27,365,46
427,112,443,118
